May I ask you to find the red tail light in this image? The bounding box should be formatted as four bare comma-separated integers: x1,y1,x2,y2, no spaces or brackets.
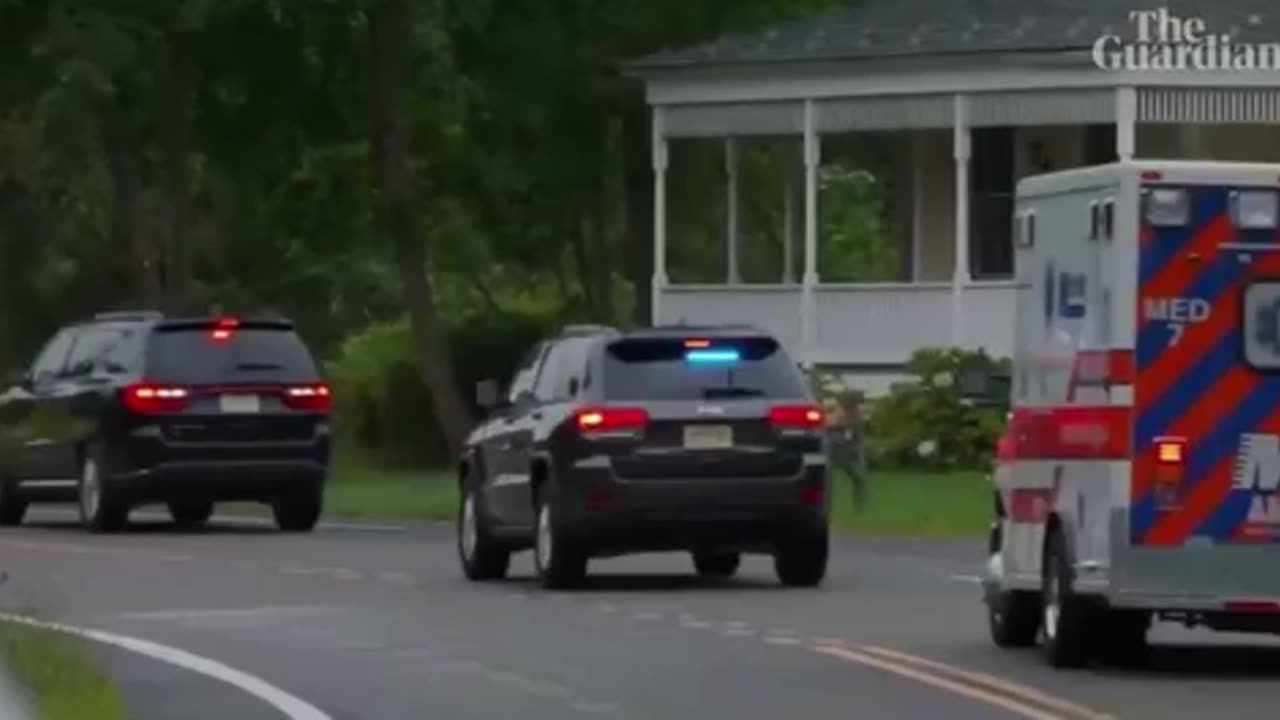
574,406,648,435
283,383,331,412
798,485,824,506
768,404,824,430
124,383,189,414
210,316,239,342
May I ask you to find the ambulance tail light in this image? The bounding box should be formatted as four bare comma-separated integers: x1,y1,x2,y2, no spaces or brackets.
1153,436,1187,509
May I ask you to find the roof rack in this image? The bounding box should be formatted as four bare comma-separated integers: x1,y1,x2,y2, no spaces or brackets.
559,324,617,336
92,310,165,322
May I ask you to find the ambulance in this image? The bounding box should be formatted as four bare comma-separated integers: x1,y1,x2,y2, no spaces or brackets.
977,160,1280,668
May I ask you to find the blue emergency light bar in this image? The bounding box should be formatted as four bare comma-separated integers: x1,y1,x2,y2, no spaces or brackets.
684,348,741,364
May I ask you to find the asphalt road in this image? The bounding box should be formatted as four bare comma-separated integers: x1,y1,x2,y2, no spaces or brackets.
2,511,1280,720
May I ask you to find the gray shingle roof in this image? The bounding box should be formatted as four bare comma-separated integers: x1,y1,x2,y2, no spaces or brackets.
628,0,1280,71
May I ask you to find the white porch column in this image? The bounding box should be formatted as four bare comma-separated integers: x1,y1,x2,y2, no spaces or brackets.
725,137,740,283
652,106,669,324
783,155,795,283
951,94,971,347
1116,86,1137,161
801,99,820,368
911,132,924,282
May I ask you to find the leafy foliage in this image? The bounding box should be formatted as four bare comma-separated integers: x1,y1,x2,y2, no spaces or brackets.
327,310,547,466
0,0,886,460
866,347,1009,470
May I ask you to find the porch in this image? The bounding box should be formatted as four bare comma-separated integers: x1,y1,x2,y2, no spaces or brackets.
642,66,1280,383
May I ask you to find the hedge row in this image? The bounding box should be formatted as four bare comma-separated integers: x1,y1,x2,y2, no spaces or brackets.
325,315,1010,471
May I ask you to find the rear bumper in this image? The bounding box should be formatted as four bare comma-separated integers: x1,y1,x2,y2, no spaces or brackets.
557,457,828,552
106,434,329,503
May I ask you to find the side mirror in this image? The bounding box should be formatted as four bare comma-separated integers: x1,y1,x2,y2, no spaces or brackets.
475,379,501,409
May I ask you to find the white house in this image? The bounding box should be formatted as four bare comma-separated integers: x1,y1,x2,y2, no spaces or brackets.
626,1,1280,394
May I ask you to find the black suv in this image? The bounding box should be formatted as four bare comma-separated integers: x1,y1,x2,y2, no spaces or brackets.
0,311,331,533
457,324,829,589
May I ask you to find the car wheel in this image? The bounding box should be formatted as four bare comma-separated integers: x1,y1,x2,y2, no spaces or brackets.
1041,528,1093,668
457,480,510,581
988,588,1041,648
78,445,128,534
0,475,27,527
773,530,828,587
692,550,740,579
533,484,587,590
272,484,322,532
168,500,214,529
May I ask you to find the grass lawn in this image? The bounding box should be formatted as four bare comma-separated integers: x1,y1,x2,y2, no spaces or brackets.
0,621,127,720
295,461,992,538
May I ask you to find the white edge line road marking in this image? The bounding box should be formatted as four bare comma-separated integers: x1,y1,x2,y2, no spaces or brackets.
0,613,332,720
859,645,1117,720
812,645,1062,720
949,574,985,584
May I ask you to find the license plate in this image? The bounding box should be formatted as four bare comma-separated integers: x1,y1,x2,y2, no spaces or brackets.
683,424,732,449
219,394,260,414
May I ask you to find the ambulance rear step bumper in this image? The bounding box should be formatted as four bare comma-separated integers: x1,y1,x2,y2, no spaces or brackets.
1111,591,1280,632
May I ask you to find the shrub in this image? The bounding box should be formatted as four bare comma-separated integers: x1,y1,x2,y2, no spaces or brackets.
326,311,548,466
865,347,1009,471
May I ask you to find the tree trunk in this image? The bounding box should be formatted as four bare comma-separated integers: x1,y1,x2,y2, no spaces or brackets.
161,28,194,313
368,0,474,452
100,93,162,307
621,100,653,325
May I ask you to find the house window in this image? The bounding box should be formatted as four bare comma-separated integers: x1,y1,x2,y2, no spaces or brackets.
1085,124,1117,165
969,127,1015,279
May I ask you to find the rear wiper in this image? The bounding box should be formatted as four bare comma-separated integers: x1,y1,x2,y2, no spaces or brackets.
701,387,765,398
234,362,283,371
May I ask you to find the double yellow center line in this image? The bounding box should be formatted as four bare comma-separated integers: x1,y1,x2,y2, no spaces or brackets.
812,643,1117,720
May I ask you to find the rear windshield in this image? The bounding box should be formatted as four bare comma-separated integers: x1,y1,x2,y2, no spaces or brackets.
144,327,320,384
602,336,807,401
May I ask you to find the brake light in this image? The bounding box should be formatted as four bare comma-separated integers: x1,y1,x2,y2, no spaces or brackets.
683,338,711,348
1156,437,1185,464
574,406,648,435
210,316,239,342
1152,435,1186,509
283,383,331,412
769,404,824,430
124,383,189,414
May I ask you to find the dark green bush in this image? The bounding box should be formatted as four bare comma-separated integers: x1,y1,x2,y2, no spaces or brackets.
865,347,1009,471
326,311,548,466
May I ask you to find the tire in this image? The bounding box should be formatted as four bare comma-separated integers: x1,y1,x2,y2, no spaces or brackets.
1041,528,1093,668
168,500,214,529
692,550,740,579
78,444,128,534
1097,609,1150,667
533,483,587,590
457,479,510,581
988,588,1041,648
0,475,27,527
773,529,828,587
272,483,322,532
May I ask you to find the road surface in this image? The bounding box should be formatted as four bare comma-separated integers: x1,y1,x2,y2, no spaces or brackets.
2,511,1279,720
